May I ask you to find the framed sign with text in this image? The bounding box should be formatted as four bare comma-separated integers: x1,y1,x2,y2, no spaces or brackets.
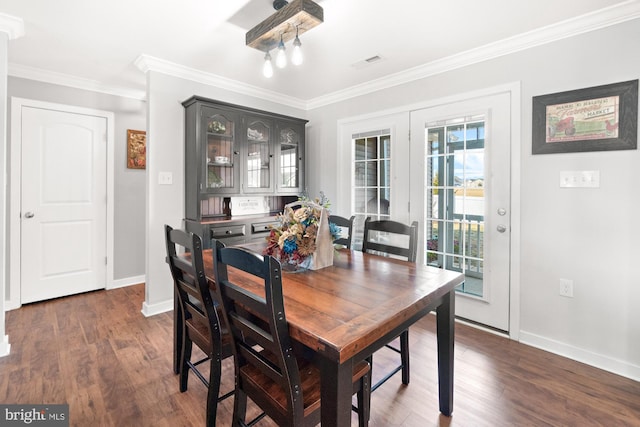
532,80,638,154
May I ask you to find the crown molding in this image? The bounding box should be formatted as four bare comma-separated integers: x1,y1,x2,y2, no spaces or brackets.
0,13,25,40
134,54,307,110
8,63,146,100
305,0,640,109
5,2,639,108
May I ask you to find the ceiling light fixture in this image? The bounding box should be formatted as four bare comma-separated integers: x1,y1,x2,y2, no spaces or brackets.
247,0,323,76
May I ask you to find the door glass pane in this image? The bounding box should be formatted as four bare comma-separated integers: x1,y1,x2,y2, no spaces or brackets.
380,159,390,187
365,161,377,185
424,118,485,297
279,127,299,188
426,219,443,267
366,137,378,159
246,119,270,189
381,136,391,157
206,112,235,190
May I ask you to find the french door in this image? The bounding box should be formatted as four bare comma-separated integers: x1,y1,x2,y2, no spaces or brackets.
409,93,512,331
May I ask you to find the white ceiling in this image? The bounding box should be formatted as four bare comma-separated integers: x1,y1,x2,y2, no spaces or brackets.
1,0,638,105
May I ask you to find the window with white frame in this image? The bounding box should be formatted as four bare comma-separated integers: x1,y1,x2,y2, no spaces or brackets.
352,129,391,247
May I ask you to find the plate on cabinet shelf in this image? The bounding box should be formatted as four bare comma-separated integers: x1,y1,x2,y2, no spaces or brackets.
208,120,226,133
247,128,267,141
209,161,233,167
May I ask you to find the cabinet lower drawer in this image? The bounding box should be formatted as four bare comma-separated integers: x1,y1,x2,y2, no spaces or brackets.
251,221,279,235
210,224,246,240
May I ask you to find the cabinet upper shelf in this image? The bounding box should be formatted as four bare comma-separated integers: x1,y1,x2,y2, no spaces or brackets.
207,131,233,138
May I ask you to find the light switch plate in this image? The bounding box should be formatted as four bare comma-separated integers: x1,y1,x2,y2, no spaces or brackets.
158,172,173,185
560,170,599,188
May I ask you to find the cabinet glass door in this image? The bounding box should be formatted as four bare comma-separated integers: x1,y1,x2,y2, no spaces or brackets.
278,123,303,193
245,118,273,192
205,110,238,193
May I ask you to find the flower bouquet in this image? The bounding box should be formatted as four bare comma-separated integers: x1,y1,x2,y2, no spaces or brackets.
265,195,339,271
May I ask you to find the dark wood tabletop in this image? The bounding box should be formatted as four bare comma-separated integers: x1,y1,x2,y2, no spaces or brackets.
193,246,464,425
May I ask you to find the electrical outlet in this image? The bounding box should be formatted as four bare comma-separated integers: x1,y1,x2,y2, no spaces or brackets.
559,278,574,297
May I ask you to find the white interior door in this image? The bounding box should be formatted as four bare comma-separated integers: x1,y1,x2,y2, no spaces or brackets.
21,107,107,304
409,93,511,331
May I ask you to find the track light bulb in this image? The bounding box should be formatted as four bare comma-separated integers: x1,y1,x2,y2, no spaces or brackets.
263,51,274,78
276,35,287,68
292,34,303,66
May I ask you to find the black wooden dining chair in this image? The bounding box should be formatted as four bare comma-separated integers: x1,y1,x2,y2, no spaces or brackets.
164,225,234,427
211,240,371,427
361,218,418,392
329,214,356,249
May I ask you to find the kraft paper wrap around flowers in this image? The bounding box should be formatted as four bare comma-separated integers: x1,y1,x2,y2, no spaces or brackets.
299,201,334,270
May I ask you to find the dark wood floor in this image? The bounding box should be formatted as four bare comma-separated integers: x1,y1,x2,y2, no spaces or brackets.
1,284,639,426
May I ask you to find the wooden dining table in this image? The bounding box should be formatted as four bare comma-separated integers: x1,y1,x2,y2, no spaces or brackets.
184,246,464,426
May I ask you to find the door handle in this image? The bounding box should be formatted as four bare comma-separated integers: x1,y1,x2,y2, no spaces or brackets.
497,224,507,233
24,212,35,219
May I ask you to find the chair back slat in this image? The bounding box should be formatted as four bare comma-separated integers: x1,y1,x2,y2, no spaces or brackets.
212,241,305,422
223,285,274,350
329,214,355,249
362,219,419,262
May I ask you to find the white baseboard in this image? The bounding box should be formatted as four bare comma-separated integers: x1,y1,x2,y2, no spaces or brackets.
141,298,173,317
519,330,640,382
0,335,10,357
5,298,20,311
109,275,146,289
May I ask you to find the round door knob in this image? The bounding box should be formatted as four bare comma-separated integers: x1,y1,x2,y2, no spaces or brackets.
497,208,507,216
24,212,35,218
497,224,507,233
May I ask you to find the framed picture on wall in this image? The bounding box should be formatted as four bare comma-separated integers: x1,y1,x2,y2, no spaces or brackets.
127,129,146,169
532,79,638,154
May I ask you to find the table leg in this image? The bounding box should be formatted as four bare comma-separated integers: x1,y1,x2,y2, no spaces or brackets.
436,290,455,416
319,357,353,427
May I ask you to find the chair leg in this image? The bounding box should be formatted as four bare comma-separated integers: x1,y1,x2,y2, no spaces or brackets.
174,292,183,375
357,371,371,426
180,337,192,392
232,388,248,427
400,330,410,385
205,356,222,427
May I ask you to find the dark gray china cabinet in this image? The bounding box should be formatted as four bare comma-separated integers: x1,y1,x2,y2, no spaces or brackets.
182,96,306,247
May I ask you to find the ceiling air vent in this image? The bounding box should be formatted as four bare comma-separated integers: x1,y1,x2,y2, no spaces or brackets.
351,55,383,69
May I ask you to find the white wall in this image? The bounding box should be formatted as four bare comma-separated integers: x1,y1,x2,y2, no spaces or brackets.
306,19,640,380
142,71,306,315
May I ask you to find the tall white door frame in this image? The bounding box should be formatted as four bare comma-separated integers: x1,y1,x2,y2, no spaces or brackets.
8,97,115,310
338,82,521,339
